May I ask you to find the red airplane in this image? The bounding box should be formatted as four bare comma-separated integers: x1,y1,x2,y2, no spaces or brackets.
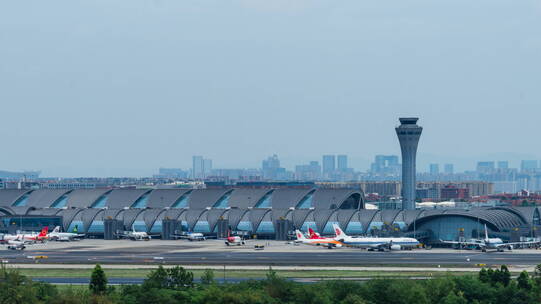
308,227,324,239
225,230,245,246
2,227,48,243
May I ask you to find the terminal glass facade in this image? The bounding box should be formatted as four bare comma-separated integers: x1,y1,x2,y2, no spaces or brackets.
213,191,232,208
416,216,486,242
91,195,108,208
296,191,315,209
12,193,31,207
131,193,150,208
255,191,273,208
0,216,62,233
345,221,363,234
172,193,190,208
50,195,69,208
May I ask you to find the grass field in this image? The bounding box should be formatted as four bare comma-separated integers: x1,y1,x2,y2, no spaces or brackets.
16,268,477,279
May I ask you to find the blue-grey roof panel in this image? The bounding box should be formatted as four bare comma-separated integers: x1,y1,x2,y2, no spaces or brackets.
0,189,30,207
65,189,110,208
146,189,191,208
105,189,149,209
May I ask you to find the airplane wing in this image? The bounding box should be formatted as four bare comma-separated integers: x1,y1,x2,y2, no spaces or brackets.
440,240,484,247
115,233,131,239
495,241,540,248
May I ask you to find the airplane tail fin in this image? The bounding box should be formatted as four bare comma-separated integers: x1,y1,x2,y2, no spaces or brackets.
39,227,48,237
53,226,60,233
295,230,306,241
484,224,489,241
308,228,318,239
332,223,347,239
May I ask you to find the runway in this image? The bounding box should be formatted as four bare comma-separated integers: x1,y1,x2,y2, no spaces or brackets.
2,240,541,267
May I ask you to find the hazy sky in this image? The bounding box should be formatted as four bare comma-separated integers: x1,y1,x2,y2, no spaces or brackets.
1,0,540,177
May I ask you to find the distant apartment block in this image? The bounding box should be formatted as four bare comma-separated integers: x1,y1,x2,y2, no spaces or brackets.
262,154,289,180
444,164,454,174
416,181,493,201
429,164,440,175
192,156,213,179
322,155,336,176
476,161,495,174
440,185,470,200
498,161,509,169
521,160,538,173
0,170,41,180
155,168,188,179
370,155,400,175
337,155,348,171
295,161,321,180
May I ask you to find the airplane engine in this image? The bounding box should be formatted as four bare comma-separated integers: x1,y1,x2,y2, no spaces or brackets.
390,244,402,251
508,245,513,251
334,244,343,248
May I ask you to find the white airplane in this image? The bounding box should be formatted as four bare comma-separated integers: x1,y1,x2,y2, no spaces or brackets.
6,239,27,250
182,232,206,241
118,226,158,241
172,231,207,241
48,226,85,241
441,224,541,252
2,235,37,250
333,224,420,251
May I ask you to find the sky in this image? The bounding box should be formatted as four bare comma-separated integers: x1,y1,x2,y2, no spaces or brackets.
0,0,540,177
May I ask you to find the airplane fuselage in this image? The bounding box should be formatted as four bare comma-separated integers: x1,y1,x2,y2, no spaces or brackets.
339,237,419,249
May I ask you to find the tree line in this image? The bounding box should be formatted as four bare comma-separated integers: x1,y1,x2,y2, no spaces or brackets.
2,263,541,303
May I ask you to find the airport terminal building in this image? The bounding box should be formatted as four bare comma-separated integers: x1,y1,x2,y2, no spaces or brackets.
0,188,539,243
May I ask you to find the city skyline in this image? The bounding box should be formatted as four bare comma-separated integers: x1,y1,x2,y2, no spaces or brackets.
4,152,541,178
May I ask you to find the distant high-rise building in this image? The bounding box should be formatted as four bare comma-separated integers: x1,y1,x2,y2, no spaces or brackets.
262,154,286,180
370,155,400,175
337,155,348,171
521,160,538,172
322,155,336,175
203,159,213,177
498,161,509,169
444,164,454,174
157,168,188,179
477,161,495,174
192,156,204,179
429,164,440,175
396,117,422,210
295,161,321,180
192,156,212,179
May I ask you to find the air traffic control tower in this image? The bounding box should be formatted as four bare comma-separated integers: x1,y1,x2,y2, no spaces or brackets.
396,117,423,210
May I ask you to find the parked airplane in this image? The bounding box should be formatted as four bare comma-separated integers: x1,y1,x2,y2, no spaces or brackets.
308,228,324,239
6,238,27,250
181,232,206,241
48,226,85,241
27,227,49,243
225,231,245,246
1,227,49,244
441,224,540,252
333,224,420,251
118,226,156,241
295,229,343,249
